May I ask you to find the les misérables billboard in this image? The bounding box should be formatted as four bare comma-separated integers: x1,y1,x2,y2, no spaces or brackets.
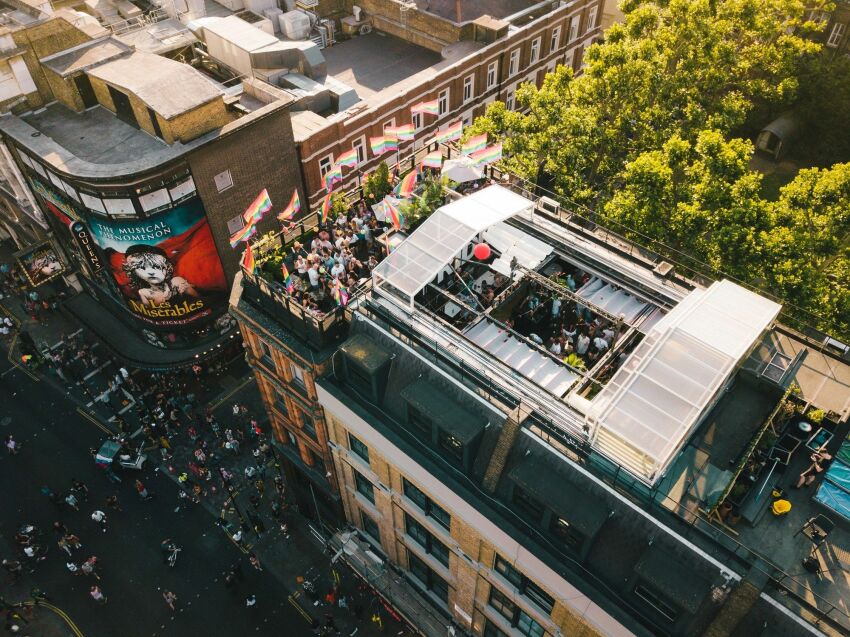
89,198,227,328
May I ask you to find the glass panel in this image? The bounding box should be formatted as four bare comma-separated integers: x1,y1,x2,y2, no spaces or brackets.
517,611,545,637
80,191,106,213
349,434,370,463
169,176,196,202
139,188,171,212
488,586,516,620
494,555,522,588
103,198,136,218
403,478,427,509
355,472,375,503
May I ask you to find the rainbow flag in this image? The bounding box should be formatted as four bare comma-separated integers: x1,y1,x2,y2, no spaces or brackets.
388,124,415,141
324,166,342,192
240,243,255,273
370,136,398,156
277,189,301,221
320,192,332,224
243,189,273,225
394,170,417,198
333,278,350,307
471,142,503,166
462,133,488,155
411,99,439,116
281,262,294,293
433,120,463,144
337,148,358,169
421,150,443,169
229,222,256,249
385,197,405,231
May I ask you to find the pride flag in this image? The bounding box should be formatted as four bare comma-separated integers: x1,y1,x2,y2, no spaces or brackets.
421,150,443,169
395,170,417,199
281,262,295,293
333,278,350,307
411,99,439,116
462,134,488,155
370,136,398,156
277,189,301,221
386,198,405,231
240,243,255,274
243,189,273,225
433,120,463,143
229,222,256,249
471,142,503,166
388,124,415,141
320,192,332,224
324,166,342,192
337,148,358,169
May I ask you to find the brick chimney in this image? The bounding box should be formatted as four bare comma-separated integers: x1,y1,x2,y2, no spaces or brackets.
455,0,461,22
482,403,531,493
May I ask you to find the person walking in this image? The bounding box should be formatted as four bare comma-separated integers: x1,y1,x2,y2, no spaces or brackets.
63,533,82,551
105,495,122,511
248,554,263,572
163,590,177,612
5,435,19,455
89,585,107,604
81,557,100,580
64,492,80,511
245,594,257,609
71,478,89,501
135,479,152,500
91,510,107,533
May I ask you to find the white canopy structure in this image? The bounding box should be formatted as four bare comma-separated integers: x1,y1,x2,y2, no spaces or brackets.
586,280,782,484
372,186,534,309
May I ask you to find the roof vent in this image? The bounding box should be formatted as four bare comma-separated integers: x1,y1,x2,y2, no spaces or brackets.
653,261,674,278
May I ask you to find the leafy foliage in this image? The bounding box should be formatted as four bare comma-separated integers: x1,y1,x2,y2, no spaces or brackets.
362,162,393,202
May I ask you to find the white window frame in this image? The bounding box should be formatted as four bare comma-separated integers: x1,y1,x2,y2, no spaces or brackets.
827,22,846,47
508,49,520,76
352,136,366,163
505,88,515,111
438,88,449,115
383,119,396,133
569,16,580,42
486,61,498,89
463,74,474,103
564,48,575,70
586,6,597,33
550,26,561,52
319,154,334,178
529,37,541,64
412,112,423,131
290,362,306,387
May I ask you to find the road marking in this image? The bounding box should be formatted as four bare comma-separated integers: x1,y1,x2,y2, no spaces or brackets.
287,595,312,623
23,601,84,637
209,376,252,410
76,407,114,435
5,331,39,381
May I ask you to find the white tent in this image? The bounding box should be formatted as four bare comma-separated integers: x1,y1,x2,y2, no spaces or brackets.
441,156,483,183
372,186,534,309
586,280,782,484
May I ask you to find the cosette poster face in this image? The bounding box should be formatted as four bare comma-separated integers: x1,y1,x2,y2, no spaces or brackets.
16,241,66,287
88,198,227,328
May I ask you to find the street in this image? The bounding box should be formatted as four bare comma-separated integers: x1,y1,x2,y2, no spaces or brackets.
0,356,309,636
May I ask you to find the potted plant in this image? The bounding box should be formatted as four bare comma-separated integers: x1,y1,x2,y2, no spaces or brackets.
806,408,825,425
362,162,393,203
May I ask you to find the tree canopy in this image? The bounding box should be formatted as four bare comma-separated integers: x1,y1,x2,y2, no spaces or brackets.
470,0,849,338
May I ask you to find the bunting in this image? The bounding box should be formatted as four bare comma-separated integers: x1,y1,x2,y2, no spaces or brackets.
433,120,463,144
240,243,255,274
395,170,417,199
421,150,443,169
470,142,503,166
277,189,301,221
462,133,488,155
229,222,257,249
242,189,273,225
336,148,358,169
410,99,439,116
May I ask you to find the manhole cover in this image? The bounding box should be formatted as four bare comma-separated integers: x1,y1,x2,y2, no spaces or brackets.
0,416,11,427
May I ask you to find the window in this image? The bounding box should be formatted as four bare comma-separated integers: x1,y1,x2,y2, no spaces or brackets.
352,136,366,163
508,49,520,76
318,154,334,178
505,89,515,111
517,611,545,637
274,392,289,419
529,38,541,63
486,61,498,89
257,339,274,368
301,415,318,441
383,119,395,133
437,430,464,462
103,198,136,218
408,553,449,604
549,514,584,551
349,433,370,463
564,48,575,70
550,27,561,52
494,555,554,614
463,74,474,103
489,587,547,637
437,88,449,115
168,175,195,202
361,511,380,542
17,152,33,169
60,179,80,203
586,6,597,32
412,112,423,131
403,478,451,530
354,471,375,504
309,448,325,474
489,586,516,620
290,363,306,388
484,620,509,637
634,584,679,622
138,188,170,213
569,15,580,42
405,513,449,566
213,170,233,193
407,405,432,438
807,10,829,24
513,487,544,521
286,429,297,446
227,214,245,235
828,22,846,47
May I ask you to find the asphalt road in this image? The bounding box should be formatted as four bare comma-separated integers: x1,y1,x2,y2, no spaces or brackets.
0,358,309,637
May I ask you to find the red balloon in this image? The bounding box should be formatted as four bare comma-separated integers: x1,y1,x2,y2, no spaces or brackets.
473,243,491,260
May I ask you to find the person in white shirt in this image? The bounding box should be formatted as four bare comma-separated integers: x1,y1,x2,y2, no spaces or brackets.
330,260,345,280
576,333,590,355
593,336,609,351
307,265,320,289
549,339,562,355
551,297,562,318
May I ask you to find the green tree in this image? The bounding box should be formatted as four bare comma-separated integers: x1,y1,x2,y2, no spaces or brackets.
362,162,393,203
402,176,446,228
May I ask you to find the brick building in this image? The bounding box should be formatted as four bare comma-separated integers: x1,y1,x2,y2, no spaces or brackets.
230,178,850,637
809,1,850,55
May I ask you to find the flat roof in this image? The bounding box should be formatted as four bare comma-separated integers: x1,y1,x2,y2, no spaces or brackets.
87,50,223,119
323,31,441,100
200,14,279,51
412,0,532,22
40,37,131,78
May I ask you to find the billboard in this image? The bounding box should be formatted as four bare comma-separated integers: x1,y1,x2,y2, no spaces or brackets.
16,241,67,287
88,198,227,328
